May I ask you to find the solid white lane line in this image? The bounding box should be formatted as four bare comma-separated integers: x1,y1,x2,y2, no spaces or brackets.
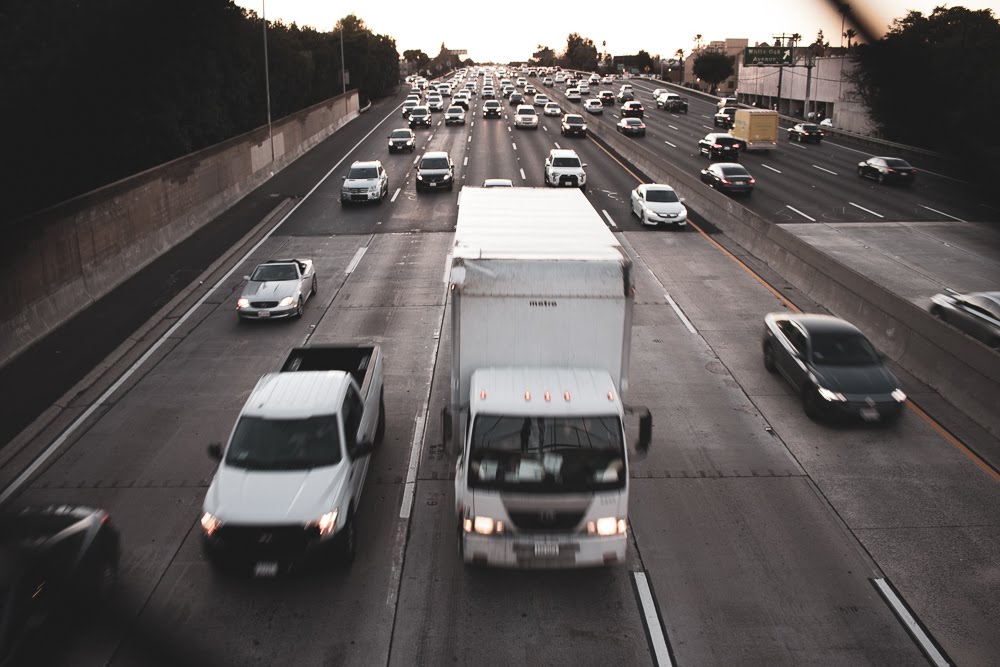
391,187,401,203
663,140,677,148
602,209,617,228
872,578,950,667
919,204,966,222
399,415,426,519
554,142,561,149
762,164,782,173
520,168,527,180
664,293,696,333
512,142,517,151
0,99,407,504
786,205,816,222
850,201,885,218
344,246,368,274
701,125,712,130
633,572,674,667
812,164,838,175
668,124,679,130
463,156,468,167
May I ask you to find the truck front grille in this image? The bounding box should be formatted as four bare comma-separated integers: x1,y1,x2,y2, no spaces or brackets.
508,510,584,533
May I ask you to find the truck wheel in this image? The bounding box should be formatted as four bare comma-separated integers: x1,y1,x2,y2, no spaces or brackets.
375,390,386,444
337,510,356,566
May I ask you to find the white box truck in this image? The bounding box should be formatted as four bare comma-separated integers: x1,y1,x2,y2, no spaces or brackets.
446,187,651,569
731,108,779,151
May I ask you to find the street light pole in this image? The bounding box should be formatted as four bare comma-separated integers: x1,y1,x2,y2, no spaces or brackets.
340,24,346,95
262,0,274,169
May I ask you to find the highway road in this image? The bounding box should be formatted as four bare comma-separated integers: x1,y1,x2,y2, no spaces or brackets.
4,74,1000,666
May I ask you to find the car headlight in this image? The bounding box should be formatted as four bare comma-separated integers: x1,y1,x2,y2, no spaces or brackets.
416,173,425,181
407,139,414,145
891,389,907,402
237,298,250,309
200,512,222,536
464,516,505,535
369,186,380,194
587,517,627,536
311,509,339,537
818,387,847,402
278,296,295,307
443,173,453,180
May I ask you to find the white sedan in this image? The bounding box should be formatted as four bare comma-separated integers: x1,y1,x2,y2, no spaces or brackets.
543,102,562,116
583,99,603,114
630,184,688,229
237,259,318,319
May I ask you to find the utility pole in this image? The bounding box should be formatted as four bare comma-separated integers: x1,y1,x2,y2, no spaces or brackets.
262,0,274,168
340,23,347,95
772,33,797,115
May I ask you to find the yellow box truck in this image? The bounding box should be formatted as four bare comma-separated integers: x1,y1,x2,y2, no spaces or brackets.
731,109,779,151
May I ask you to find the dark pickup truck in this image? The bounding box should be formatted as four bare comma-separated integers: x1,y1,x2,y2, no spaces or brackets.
655,92,689,113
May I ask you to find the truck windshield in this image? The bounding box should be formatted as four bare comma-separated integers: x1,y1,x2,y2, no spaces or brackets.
468,415,625,492
226,415,341,470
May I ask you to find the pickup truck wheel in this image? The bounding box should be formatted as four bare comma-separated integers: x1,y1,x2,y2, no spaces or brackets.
337,511,356,565
375,390,386,444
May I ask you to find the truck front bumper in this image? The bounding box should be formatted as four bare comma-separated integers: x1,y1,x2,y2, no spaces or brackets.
462,533,626,569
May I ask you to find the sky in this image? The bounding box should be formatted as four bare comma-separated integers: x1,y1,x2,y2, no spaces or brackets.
237,0,1000,63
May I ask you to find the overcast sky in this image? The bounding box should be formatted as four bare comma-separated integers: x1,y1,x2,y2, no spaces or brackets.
236,0,1000,63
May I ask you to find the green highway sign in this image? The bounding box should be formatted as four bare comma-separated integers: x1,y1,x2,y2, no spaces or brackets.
744,47,794,65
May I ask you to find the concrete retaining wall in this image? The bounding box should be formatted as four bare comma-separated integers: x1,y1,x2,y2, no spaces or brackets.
0,91,359,368
579,96,1000,437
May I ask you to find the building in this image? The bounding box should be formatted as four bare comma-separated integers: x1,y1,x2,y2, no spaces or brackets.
683,38,748,95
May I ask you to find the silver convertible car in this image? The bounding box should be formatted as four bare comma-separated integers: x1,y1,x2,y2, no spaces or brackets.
236,259,317,320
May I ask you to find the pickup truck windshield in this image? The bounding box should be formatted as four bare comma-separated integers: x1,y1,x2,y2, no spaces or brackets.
226,415,341,470
469,415,625,492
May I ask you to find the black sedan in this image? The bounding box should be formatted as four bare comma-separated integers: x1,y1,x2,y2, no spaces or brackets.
857,156,916,185
700,163,755,196
788,123,824,143
762,313,906,423
930,290,1000,348
698,133,741,160
616,117,647,137
598,91,616,106
1,505,121,664
621,101,645,118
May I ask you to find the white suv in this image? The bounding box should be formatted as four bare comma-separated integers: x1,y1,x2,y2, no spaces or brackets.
544,149,587,190
513,104,539,130
341,160,388,205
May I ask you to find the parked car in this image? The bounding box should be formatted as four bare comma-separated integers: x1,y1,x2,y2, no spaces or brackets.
857,156,916,186
930,291,1000,348
387,128,416,153
583,99,604,114
630,184,688,228
544,148,587,189
788,123,824,143
617,117,647,137
700,163,755,196
762,313,906,423
237,259,318,320
560,114,588,137
698,133,741,160
340,160,389,205
416,151,455,192
621,101,645,118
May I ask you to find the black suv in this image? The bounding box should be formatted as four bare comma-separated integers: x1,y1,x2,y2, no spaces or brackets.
416,151,455,192
482,100,502,118
621,101,644,118
698,133,741,160
560,114,588,137
408,106,432,129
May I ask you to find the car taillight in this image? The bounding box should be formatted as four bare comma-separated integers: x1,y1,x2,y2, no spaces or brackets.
887,168,894,172
713,144,722,148
749,178,756,184
721,178,731,184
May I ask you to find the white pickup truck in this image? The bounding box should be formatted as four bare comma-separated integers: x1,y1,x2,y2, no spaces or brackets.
200,345,385,575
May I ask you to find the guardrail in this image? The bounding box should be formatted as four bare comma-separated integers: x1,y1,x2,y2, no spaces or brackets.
544,82,1000,438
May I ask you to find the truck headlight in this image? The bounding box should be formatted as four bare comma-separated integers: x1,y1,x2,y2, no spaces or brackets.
278,296,295,307
891,389,907,402
236,298,250,309
818,387,846,402
467,516,505,535
587,517,627,536
312,509,339,537
200,512,222,536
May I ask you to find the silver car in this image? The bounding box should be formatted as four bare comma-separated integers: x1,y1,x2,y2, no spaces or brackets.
237,259,317,320
930,290,1000,348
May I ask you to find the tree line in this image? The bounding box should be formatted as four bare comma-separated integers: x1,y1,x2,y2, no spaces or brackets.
0,0,400,221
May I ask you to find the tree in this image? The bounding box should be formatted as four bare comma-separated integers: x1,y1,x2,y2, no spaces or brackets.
403,49,430,71
692,51,734,93
532,45,557,67
843,28,857,48
561,33,598,71
849,6,1000,174
675,49,685,83
635,50,654,73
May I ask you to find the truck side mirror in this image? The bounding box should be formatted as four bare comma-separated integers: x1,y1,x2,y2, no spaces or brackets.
352,438,375,459
207,443,223,461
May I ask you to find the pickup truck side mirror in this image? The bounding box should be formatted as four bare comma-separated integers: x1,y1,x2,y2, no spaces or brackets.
351,438,375,460
442,406,453,449
207,443,223,461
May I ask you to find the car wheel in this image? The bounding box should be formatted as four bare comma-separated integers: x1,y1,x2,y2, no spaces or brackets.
763,342,777,373
295,297,304,319
337,510,356,566
929,304,944,320
857,166,865,177
376,390,386,444
798,134,803,143
802,387,823,421
878,173,885,184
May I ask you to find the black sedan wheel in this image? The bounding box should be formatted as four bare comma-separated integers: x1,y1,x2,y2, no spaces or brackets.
802,387,823,421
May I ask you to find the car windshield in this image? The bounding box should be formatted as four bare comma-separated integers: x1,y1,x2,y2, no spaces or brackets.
721,166,749,177
625,119,641,126
447,107,463,113
716,138,739,146
348,167,378,179
810,333,881,366
518,108,535,115
884,158,912,168
646,189,679,203
404,102,416,108
225,415,341,470
468,415,625,492
390,130,411,139
421,157,450,169
802,124,820,131
565,116,584,125
250,264,298,281
411,109,427,116
552,157,580,167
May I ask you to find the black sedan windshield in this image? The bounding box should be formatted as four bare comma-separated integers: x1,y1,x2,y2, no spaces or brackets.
811,333,881,366
226,416,341,470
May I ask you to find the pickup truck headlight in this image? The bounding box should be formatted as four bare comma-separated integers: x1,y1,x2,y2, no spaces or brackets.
200,512,222,537
278,296,295,307
587,517,627,536
237,298,250,309
465,516,505,535
818,387,847,402
312,509,339,537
